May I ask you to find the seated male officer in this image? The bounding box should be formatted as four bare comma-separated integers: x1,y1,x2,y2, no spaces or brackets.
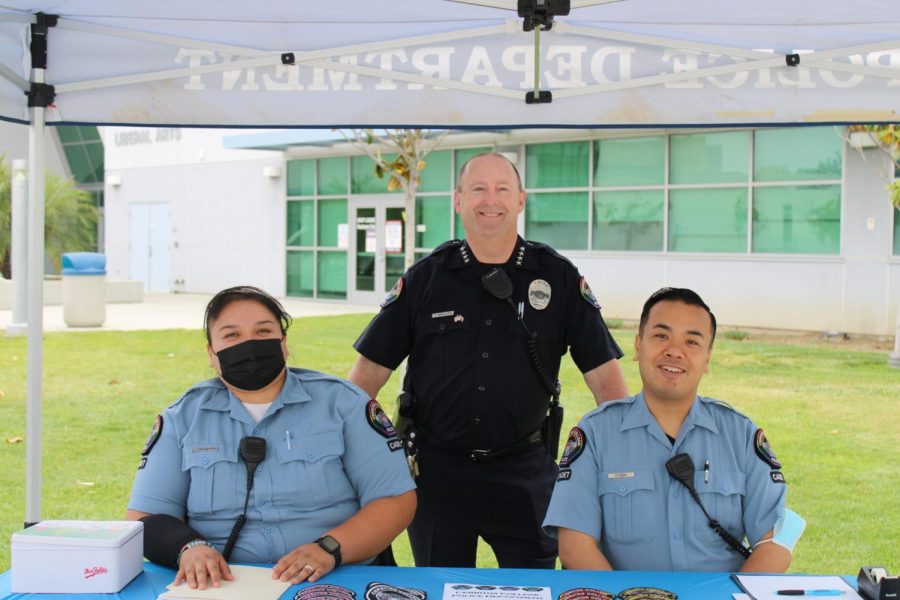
543,287,804,572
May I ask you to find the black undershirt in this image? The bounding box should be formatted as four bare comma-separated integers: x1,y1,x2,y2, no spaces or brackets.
666,434,676,445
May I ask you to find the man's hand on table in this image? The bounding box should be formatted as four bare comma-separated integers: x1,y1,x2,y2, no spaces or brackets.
272,543,337,584
174,545,234,590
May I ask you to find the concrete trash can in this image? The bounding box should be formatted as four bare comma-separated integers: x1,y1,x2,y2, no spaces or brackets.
61,252,107,327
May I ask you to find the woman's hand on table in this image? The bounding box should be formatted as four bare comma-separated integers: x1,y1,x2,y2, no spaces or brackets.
273,543,336,584
174,544,233,590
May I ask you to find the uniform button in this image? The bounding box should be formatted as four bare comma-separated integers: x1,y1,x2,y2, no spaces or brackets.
264,527,272,534
721,484,729,492
259,465,265,471
474,418,481,425
482,352,489,359
477,385,486,392
439,323,446,331
674,490,679,498
674,532,682,540
307,451,315,460
201,458,209,465
618,486,626,493
485,319,492,326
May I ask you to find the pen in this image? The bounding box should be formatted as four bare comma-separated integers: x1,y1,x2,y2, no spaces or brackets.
517,301,524,320
285,430,292,451
703,459,709,483
776,590,844,596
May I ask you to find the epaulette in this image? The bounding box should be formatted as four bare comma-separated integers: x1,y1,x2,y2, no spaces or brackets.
294,368,369,397
524,239,579,269
700,396,752,420
169,377,222,408
582,396,636,420
431,239,463,254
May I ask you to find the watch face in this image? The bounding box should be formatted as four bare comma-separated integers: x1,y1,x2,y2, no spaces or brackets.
318,535,340,553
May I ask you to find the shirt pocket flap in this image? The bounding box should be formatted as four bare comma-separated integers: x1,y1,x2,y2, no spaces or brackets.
182,446,236,471
695,470,745,496
598,470,655,497
425,314,469,335
276,430,344,464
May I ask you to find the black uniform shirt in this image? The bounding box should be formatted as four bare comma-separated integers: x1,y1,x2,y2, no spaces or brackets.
354,237,623,449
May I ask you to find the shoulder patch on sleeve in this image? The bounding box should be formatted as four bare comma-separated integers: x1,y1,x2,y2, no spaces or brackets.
381,277,404,308
754,428,782,469
141,414,163,457
366,399,398,439
579,277,601,310
559,427,587,468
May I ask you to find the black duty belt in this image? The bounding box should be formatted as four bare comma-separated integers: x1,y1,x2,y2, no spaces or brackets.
419,428,543,462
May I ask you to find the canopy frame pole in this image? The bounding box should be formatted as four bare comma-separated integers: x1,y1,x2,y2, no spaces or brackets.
24,11,57,528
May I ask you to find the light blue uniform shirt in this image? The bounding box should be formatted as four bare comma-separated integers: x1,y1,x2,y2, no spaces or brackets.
543,393,786,572
129,368,415,564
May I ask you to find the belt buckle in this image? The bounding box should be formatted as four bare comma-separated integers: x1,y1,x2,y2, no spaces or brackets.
469,448,492,461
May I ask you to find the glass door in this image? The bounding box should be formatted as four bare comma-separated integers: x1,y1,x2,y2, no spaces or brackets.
348,196,406,304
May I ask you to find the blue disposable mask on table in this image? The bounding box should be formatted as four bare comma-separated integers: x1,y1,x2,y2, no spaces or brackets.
214,338,285,391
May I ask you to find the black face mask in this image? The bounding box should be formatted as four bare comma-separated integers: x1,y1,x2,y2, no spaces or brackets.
214,338,286,391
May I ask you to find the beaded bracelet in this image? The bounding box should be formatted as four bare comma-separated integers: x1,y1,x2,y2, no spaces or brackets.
177,539,215,566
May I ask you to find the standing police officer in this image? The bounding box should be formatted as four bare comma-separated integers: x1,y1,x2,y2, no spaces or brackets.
349,153,628,568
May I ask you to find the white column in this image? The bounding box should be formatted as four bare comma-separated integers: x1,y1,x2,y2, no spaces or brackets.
6,159,28,337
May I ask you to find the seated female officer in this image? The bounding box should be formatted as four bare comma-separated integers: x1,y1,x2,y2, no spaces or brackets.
126,286,416,590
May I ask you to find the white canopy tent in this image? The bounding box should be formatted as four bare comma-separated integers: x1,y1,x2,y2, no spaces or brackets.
1,0,898,525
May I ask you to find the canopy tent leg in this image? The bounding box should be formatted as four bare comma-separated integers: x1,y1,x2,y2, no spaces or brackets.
24,12,56,527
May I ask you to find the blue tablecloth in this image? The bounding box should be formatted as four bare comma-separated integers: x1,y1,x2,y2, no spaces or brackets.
0,563,857,600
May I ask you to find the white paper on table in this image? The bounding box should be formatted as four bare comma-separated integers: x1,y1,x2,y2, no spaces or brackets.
733,574,863,600
158,565,290,600
443,583,550,600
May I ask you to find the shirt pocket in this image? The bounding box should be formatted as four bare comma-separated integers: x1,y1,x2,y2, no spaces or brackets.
423,313,470,337
274,430,345,507
182,445,239,516
598,470,657,543
693,470,746,542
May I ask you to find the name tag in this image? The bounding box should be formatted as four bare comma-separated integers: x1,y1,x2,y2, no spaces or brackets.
431,310,454,319
192,446,219,453
607,472,635,479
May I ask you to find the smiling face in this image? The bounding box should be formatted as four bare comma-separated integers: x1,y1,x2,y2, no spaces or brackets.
634,300,713,407
454,154,525,247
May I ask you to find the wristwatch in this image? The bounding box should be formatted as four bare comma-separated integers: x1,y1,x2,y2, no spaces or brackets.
315,535,342,568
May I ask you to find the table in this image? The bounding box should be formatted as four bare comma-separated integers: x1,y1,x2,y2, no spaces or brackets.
0,563,858,600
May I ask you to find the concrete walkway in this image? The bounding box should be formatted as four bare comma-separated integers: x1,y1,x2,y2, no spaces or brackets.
1,292,377,334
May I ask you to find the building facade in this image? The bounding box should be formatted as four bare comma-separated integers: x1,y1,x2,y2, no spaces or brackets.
101,126,900,335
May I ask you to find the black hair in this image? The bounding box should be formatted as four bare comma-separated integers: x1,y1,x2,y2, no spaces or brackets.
203,285,292,344
455,152,524,192
638,287,717,345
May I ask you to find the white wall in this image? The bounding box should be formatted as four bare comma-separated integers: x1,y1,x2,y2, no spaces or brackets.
102,128,286,295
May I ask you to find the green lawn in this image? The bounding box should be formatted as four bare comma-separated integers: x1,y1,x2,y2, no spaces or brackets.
0,315,897,574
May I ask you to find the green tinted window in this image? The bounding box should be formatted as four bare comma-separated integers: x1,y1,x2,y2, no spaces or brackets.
351,154,394,194
287,160,314,196
318,157,347,195
454,147,492,188
317,251,347,299
754,127,842,182
593,190,664,251
286,200,314,246
669,188,748,252
752,185,840,254
594,137,665,186
416,195,451,248
454,212,465,240
526,142,590,189
317,198,347,248
286,250,314,297
419,150,452,193
670,131,749,184
526,192,588,249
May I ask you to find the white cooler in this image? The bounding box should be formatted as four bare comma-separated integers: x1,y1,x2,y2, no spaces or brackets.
11,520,144,593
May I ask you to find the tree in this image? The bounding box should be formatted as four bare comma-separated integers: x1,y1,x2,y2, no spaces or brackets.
342,129,448,269
849,124,900,208
0,158,99,279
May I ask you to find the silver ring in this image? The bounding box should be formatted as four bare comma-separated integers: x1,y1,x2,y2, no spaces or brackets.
302,564,314,572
